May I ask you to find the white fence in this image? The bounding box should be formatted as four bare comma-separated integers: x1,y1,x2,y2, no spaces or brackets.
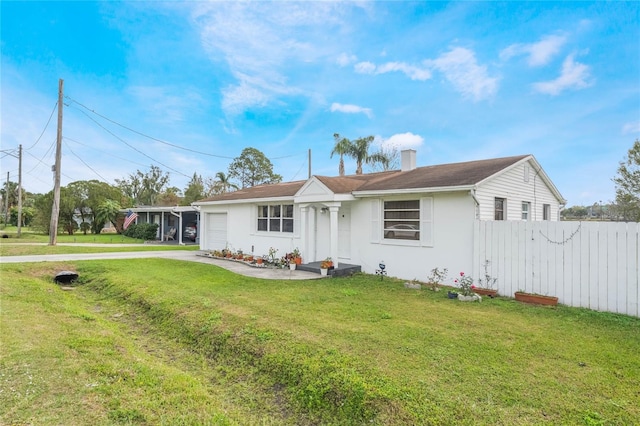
473,221,639,317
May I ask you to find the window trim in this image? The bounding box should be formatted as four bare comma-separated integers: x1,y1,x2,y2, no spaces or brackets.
383,200,421,242
495,197,506,221
378,197,433,247
522,201,531,221
257,203,294,233
543,204,551,221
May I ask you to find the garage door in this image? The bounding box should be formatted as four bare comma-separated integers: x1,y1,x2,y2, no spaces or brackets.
206,213,227,250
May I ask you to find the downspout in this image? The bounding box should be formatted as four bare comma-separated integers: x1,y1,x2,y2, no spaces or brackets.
170,209,183,245
469,188,480,219
469,188,481,284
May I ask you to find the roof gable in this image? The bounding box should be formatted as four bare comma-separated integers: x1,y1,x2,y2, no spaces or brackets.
296,177,333,197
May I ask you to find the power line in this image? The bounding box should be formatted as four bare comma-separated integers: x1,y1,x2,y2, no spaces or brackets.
66,97,235,159
64,136,149,169
71,107,190,178
65,96,309,162
25,138,56,175
25,101,58,151
63,139,110,183
287,157,308,181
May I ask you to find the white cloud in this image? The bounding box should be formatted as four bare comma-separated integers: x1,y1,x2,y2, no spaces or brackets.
380,132,424,149
377,62,432,81
128,85,203,124
330,102,372,118
337,52,357,67
426,47,499,101
354,60,431,81
191,2,346,115
222,81,271,114
354,61,377,74
533,53,593,95
622,121,640,135
500,34,567,66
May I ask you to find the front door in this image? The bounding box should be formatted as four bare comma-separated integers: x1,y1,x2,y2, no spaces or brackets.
338,207,351,259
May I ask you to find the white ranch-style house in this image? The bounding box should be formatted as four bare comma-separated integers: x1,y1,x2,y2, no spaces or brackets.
194,150,565,282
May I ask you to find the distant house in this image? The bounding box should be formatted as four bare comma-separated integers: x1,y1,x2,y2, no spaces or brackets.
120,205,199,243
193,151,565,280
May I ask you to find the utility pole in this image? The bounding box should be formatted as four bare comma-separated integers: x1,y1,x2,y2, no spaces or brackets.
49,79,63,245
4,172,8,227
17,144,22,237
0,146,23,236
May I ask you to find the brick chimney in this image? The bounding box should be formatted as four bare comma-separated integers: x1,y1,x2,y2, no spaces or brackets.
401,149,416,172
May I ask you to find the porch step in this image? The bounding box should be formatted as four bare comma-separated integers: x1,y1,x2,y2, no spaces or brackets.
296,262,361,277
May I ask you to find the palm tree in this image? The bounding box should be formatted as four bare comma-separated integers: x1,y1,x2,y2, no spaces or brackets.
214,171,239,194
350,135,376,175
330,133,352,177
96,199,122,230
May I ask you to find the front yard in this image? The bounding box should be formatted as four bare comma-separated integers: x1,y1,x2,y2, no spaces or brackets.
1,258,638,424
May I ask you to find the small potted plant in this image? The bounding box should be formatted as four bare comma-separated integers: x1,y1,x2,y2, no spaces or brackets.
454,272,481,302
320,257,333,276
291,247,302,265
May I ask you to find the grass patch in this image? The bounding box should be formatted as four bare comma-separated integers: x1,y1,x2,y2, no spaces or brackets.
2,259,639,425
0,244,198,256
0,227,145,244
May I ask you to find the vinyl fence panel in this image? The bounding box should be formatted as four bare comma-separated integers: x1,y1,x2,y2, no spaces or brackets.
474,221,640,317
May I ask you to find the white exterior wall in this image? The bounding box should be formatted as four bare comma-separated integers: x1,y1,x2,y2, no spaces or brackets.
349,192,476,285
199,202,303,258
475,160,561,221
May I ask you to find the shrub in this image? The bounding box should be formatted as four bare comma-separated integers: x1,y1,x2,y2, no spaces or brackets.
123,223,158,240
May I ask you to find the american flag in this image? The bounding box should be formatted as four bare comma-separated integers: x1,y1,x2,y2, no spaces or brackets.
123,210,138,230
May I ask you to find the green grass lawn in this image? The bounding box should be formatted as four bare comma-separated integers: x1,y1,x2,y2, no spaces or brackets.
0,226,146,244
0,227,198,256
2,259,639,425
0,244,198,256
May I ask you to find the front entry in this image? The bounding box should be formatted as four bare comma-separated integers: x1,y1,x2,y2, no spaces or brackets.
338,207,351,259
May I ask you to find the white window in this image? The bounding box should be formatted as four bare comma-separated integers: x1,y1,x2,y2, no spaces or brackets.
257,204,293,233
543,204,551,221
383,200,420,241
495,198,506,220
522,202,531,220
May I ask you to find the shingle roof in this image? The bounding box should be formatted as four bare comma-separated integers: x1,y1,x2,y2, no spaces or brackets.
198,179,307,202
196,155,530,203
356,155,530,191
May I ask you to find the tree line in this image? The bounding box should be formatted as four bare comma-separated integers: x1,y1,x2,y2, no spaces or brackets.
3,138,639,235
1,147,283,235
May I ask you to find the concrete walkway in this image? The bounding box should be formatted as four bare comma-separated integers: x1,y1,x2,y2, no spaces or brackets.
0,248,323,280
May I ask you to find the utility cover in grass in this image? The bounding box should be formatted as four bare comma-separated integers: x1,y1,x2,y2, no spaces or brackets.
54,271,79,284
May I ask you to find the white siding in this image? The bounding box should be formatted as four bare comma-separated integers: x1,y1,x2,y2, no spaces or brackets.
475,159,561,221
350,192,476,284
199,202,302,258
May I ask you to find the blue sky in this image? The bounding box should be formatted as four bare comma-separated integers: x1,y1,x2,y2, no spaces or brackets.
1,1,639,206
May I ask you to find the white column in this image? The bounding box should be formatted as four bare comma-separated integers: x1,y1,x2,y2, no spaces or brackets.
300,206,308,264
329,206,339,268
309,207,317,262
